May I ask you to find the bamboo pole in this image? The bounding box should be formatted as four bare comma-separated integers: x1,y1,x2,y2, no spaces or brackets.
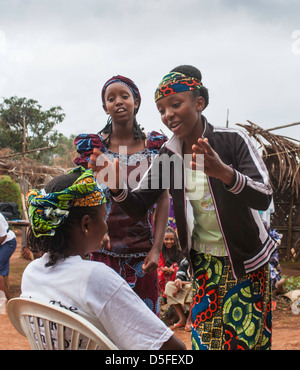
287,195,294,261
226,109,229,128
265,121,300,133
0,145,57,159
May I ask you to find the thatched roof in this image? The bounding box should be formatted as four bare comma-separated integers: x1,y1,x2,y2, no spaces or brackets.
1,121,299,198
237,121,300,199
0,158,69,189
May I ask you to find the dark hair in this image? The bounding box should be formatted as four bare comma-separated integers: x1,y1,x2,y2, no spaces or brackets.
162,227,183,267
26,172,101,267
171,65,209,109
99,116,146,148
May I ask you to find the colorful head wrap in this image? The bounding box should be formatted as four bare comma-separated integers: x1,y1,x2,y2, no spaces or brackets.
101,75,141,113
154,72,203,102
26,167,106,237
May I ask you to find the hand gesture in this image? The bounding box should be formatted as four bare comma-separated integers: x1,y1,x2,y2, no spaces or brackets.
191,138,234,186
89,148,121,193
142,248,160,274
172,279,183,297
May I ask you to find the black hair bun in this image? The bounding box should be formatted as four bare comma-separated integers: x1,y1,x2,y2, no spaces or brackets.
44,172,80,193
170,65,209,109
171,65,202,82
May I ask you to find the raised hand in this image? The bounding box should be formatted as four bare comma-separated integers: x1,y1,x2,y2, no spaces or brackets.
89,148,121,193
191,138,234,186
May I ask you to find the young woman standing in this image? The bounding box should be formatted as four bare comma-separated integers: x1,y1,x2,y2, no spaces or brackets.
91,66,275,350
74,75,169,315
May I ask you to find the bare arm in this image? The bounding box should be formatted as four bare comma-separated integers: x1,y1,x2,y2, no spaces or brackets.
0,235,6,245
159,334,186,350
143,190,170,274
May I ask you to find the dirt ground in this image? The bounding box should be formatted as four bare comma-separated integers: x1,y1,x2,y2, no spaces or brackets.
1,229,300,351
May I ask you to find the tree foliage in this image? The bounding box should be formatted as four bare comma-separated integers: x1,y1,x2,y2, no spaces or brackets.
52,134,78,168
0,96,66,164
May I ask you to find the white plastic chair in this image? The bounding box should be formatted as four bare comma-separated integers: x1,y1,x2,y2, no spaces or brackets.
7,297,118,350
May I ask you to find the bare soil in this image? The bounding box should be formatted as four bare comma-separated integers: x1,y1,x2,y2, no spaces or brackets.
1,229,300,350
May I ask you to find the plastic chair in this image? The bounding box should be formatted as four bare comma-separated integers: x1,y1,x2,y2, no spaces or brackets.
7,297,118,350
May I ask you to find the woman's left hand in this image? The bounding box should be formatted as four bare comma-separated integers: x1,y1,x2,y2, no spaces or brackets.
191,138,234,186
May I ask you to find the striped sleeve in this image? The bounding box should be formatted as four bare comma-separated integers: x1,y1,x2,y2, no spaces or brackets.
226,169,247,195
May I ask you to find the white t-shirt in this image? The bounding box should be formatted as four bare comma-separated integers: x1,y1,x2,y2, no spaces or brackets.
0,213,16,245
21,254,173,350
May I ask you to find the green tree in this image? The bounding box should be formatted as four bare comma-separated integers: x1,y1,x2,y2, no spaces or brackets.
52,134,78,168
0,96,65,164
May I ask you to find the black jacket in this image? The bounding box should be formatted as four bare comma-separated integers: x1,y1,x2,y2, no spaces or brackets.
113,118,276,278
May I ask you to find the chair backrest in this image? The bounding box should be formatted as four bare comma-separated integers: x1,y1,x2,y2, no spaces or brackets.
7,297,118,350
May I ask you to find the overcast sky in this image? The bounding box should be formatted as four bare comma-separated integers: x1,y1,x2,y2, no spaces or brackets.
0,0,299,143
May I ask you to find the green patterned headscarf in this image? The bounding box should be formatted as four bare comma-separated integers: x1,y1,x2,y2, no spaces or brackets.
26,167,106,237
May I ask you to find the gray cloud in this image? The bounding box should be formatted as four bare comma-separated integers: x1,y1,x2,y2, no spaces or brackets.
0,0,299,141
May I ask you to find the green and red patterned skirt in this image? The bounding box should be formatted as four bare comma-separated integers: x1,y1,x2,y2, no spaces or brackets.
190,251,272,350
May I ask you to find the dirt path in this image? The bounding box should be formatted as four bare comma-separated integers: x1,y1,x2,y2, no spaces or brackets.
1,229,300,350
173,305,300,350
1,306,300,350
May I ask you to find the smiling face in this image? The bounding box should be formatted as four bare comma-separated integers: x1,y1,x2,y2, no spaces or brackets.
163,231,176,249
103,82,139,125
156,91,205,140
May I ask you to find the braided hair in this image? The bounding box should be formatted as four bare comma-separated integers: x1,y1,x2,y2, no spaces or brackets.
99,116,146,148
171,65,209,109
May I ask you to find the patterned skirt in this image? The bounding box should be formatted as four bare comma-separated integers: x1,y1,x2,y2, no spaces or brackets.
190,250,272,350
90,252,160,316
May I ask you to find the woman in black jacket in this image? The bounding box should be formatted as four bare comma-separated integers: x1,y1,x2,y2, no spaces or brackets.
90,65,275,350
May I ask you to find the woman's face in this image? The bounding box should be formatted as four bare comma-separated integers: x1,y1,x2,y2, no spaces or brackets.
164,232,175,249
156,91,205,140
87,205,108,253
103,83,139,125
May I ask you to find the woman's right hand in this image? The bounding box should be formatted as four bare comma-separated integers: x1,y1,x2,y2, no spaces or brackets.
89,148,121,193
174,279,183,291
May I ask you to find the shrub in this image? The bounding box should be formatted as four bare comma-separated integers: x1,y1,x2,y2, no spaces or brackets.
0,175,22,212
282,275,300,292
